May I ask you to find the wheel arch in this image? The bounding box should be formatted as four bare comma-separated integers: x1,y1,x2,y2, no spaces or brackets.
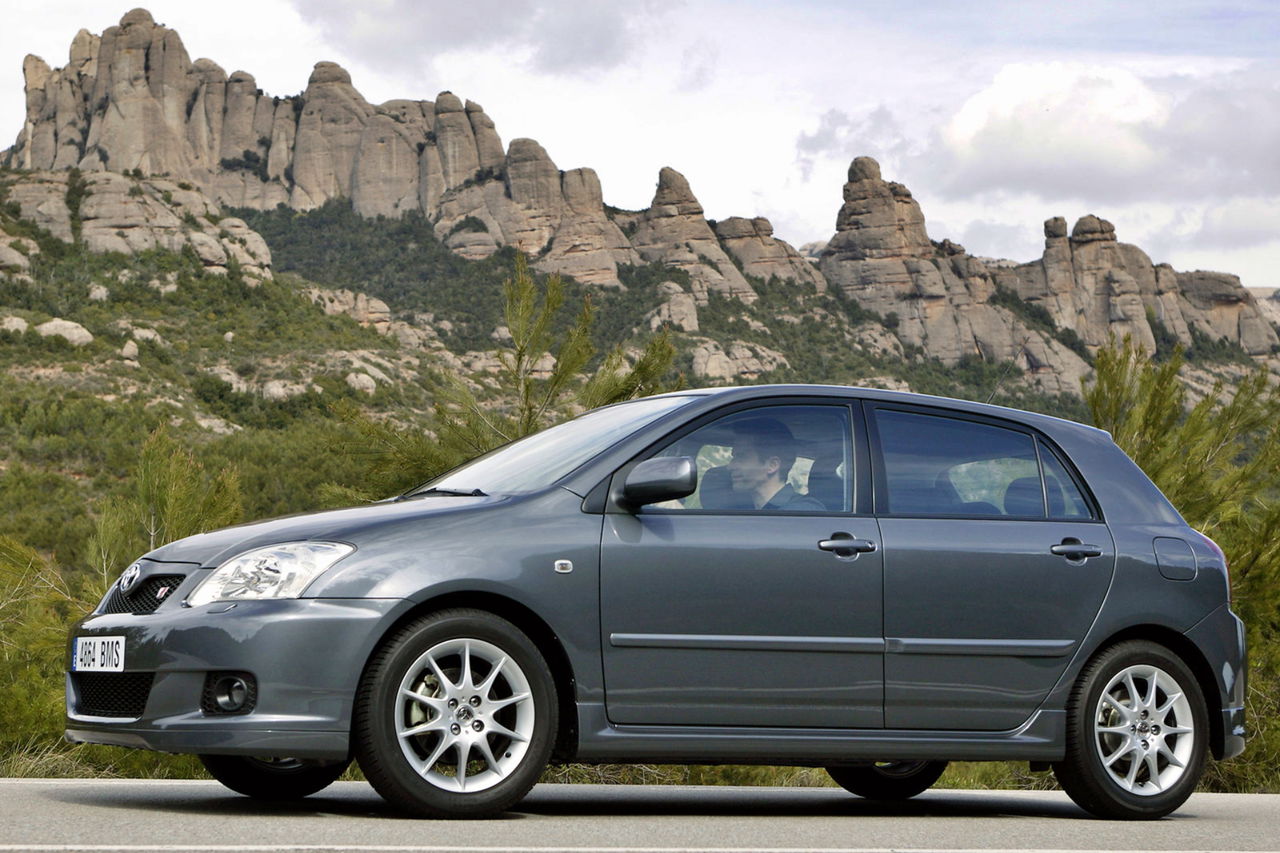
1084,624,1225,760
356,591,580,762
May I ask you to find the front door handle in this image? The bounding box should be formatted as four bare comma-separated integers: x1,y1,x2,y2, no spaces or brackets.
1051,543,1103,560
818,535,878,556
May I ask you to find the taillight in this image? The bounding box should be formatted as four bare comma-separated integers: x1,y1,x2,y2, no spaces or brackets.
1196,530,1230,604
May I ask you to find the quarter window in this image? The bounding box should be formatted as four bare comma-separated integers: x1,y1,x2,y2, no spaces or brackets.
1039,440,1092,519
876,409,1043,517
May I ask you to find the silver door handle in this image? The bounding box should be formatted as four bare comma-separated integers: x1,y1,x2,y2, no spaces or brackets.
818,537,878,554
1051,543,1102,559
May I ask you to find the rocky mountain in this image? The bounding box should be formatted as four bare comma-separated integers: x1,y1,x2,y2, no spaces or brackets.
5,8,1278,395
1,169,271,281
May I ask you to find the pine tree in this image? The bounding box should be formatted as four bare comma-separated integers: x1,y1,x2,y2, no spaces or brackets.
1084,338,1280,791
87,428,243,594
324,254,679,503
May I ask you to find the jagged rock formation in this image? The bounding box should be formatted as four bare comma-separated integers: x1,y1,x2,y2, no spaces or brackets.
1,10,808,293
715,217,826,291
304,287,392,334
3,170,271,278
1254,290,1280,330
820,157,1278,391
0,233,38,278
5,9,1275,391
821,157,1092,394
690,338,790,380
645,282,700,332
1012,216,1278,357
616,167,754,302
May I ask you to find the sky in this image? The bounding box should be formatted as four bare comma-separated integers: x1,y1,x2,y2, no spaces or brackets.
3,1,1278,287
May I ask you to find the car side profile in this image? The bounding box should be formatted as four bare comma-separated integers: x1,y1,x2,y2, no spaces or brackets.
65,385,1245,819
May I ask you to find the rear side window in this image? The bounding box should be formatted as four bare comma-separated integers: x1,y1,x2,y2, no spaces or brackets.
875,409,1044,517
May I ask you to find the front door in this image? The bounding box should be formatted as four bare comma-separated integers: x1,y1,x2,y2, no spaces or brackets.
600,402,885,728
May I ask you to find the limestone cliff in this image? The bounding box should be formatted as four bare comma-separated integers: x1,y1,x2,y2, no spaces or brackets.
820,157,1093,394
4,10,824,294
2,170,271,279
820,157,1277,389
6,9,1276,388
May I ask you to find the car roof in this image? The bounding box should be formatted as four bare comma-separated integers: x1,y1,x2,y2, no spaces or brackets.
648,384,1110,440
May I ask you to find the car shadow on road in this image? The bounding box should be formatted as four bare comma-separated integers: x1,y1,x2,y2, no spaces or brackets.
518,786,1093,819
41,785,440,821
42,783,1106,821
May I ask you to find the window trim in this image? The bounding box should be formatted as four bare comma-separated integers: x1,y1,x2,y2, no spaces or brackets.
602,397,870,518
864,401,1103,522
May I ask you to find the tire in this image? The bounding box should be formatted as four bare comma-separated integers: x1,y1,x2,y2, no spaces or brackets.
354,608,558,818
199,755,349,800
1053,640,1208,820
827,760,948,800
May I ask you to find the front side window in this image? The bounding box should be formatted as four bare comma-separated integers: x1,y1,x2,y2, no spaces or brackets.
646,405,853,513
876,409,1044,517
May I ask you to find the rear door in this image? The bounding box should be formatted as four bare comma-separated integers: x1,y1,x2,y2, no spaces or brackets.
868,404,1116,731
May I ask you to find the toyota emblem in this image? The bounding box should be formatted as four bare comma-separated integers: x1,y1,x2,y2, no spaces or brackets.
119,562,142,593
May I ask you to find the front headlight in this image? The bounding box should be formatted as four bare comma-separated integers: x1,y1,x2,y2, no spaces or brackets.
187,542,354,607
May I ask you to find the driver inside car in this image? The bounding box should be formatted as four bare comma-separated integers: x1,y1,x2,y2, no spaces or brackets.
727,418,825,511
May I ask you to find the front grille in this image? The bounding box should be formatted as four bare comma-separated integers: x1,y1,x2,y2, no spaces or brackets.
72,672,154,718
99,574,186,615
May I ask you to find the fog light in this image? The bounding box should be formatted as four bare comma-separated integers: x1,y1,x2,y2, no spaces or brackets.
214,676,248,711
201,671,257,715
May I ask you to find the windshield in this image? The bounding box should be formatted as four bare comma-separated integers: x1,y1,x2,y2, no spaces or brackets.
418,395,699,496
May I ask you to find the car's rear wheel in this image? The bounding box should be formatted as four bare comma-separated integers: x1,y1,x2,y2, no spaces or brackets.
1053,640,1207,820
827,760,948,800
199,755,349,800
354,609,557,818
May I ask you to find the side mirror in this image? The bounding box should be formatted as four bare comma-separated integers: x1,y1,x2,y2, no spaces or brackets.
621,457,698,509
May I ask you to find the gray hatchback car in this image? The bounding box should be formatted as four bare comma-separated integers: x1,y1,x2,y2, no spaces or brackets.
66,385,1245,819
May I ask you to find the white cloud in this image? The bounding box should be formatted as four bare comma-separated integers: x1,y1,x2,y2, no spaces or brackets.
1193,198,1280,249
937,63,1169,196
905,59,1280,206
287,0,675,79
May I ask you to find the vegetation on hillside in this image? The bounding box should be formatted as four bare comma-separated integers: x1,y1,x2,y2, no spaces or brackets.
321,255,678,504
1,184,1276,794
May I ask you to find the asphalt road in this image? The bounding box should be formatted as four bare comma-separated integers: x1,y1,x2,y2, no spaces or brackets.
1,779,1278,852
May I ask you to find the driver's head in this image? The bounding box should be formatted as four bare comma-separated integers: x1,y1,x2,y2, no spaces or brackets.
728,418,797,494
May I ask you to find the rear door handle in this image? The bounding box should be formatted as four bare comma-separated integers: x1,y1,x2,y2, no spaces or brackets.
1051,543,1103,559
818,536,878,555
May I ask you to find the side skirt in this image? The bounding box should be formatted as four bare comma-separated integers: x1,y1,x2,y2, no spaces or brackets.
571,703,1065,764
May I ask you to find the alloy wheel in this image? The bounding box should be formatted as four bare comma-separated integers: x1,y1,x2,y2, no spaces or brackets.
394,637,535,794
1092,663,1195,796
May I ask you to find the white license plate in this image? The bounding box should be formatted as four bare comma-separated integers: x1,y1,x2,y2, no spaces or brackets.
72,636,126,672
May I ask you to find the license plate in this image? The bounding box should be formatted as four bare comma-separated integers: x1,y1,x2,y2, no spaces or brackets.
72,636,125,672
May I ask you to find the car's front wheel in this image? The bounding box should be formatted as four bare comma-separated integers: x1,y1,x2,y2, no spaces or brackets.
354,609,557,818
1053,640,1208,820
199,755,349,800
827,760,949,800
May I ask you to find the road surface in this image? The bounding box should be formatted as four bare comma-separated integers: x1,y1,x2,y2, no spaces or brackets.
0,779,1277,851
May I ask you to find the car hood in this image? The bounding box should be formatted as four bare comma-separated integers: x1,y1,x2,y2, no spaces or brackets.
144,494,507,568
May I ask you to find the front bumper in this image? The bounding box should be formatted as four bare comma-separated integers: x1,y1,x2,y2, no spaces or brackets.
65,597,407,760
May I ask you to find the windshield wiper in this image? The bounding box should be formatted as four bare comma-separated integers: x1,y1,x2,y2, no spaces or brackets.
399,487,488,500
